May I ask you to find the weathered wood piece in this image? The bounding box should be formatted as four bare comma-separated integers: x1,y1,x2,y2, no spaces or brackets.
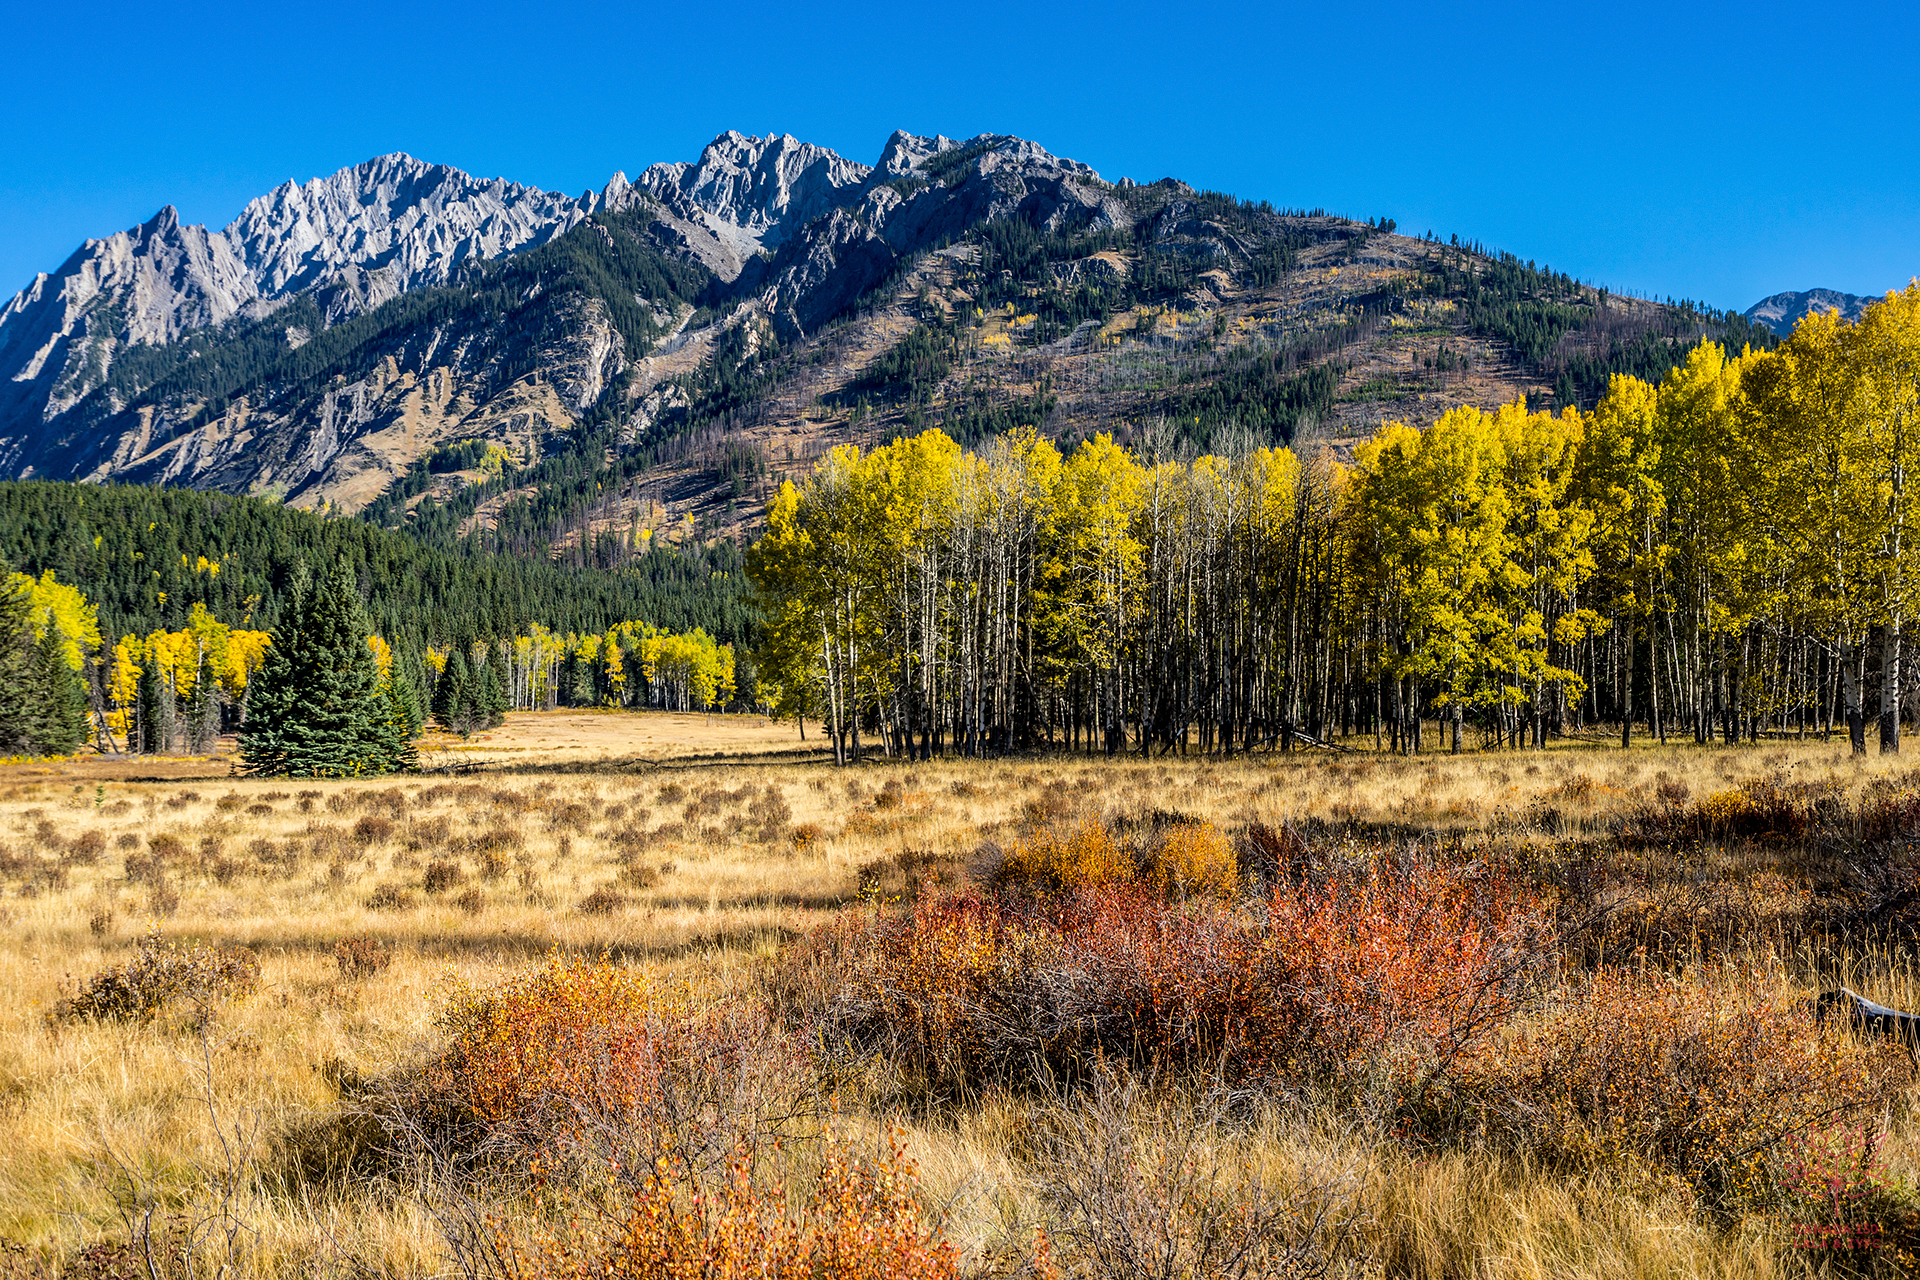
1816,986,1920,1044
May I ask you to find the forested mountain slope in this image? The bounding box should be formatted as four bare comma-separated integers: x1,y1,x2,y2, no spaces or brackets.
0,480,753,647
1,130,1775,557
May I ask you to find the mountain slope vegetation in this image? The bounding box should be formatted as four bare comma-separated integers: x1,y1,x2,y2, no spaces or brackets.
1,131,1776,561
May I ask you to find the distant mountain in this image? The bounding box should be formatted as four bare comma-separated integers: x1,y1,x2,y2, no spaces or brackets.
0,130,1774,551
1743,288,1876,338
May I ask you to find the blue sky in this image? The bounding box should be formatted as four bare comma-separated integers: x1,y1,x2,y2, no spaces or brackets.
2,0,1913,313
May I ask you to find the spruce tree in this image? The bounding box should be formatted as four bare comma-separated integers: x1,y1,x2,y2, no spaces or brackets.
136,663,176,755
377,659,423,772
0,563,88,758
31,628,87,755
433,650,474,735
239,560,392,776
480,660,508,727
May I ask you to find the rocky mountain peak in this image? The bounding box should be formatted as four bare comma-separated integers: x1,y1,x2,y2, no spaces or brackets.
636,130,871,254
1744,288,1877,338
875,132,1100,184
224,152,590,302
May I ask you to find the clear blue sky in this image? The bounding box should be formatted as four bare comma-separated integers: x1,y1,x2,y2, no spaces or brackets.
3,0,1913,314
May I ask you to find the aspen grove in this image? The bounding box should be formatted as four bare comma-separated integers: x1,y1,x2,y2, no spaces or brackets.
750,283,1920,759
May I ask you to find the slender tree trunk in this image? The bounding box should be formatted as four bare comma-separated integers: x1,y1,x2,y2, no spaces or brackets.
1883,620,1904,753
1621,621,1634,748
1843,635,1868,755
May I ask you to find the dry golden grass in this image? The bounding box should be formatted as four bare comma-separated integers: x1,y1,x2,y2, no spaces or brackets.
3,723,1919,1276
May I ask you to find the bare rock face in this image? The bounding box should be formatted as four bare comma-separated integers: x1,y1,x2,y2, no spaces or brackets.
0,127,1135,503
0,153,597,460
1744,288,1878,337
0,206,259,435
225,153,591,311
636,131,871,256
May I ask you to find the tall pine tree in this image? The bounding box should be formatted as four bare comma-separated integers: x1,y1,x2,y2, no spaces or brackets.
240,560,397,776
0,566,87,757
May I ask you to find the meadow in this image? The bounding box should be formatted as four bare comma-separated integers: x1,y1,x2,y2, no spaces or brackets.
5,714,1920,1278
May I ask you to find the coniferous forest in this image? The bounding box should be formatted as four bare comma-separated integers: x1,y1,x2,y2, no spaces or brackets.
0,481,756,763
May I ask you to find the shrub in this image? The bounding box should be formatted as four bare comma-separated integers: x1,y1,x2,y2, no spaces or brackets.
749,788,793,844
578,888,626,915
482,1128,958,1280
999,819,1134,892
472,827,523,856
423,860,466,894
367,883,416,911
778,852,1547,1097
53,930,259,1022
1035,1077,1354,1280
1777,1122,1915,1259
335,935,393,979
792,823,824,854
408,815,451,850
454,887,485,915
424,954,805,1171
353,815,397,845
1146,822,1236,898
147,879,180,917
1449,969,1910,1206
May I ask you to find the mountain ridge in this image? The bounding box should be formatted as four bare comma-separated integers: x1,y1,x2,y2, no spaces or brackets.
1742,287,1877,338
0,130,1776,552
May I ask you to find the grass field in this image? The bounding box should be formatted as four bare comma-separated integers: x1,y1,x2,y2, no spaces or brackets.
6,716,1920,1278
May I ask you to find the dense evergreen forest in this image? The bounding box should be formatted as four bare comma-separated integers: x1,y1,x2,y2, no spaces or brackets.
0,481,755,649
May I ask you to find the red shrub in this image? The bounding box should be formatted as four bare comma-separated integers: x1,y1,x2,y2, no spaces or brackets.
776,853,1548,1096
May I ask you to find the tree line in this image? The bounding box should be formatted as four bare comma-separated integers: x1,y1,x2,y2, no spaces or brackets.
749,283,1920,759
0,480,756,650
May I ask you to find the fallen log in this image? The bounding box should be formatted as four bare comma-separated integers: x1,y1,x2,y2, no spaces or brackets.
1816,986,1920,1044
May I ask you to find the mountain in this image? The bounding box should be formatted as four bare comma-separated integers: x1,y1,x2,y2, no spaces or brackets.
1743,288,1877,337
0,130,1775,553
0,155,593,434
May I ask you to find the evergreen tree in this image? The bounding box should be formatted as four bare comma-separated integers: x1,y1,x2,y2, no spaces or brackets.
32,627,88,755
0,569,86,757
136,662,176,755
568,651,597,706
378,660,423,773
480,660,508,728
239,560,393,776
433,650,474,735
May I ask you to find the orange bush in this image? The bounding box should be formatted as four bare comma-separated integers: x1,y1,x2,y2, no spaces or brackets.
1146,822,1237,899
495,1129,961,1280
999,819,1134,892
428,954,804,1166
